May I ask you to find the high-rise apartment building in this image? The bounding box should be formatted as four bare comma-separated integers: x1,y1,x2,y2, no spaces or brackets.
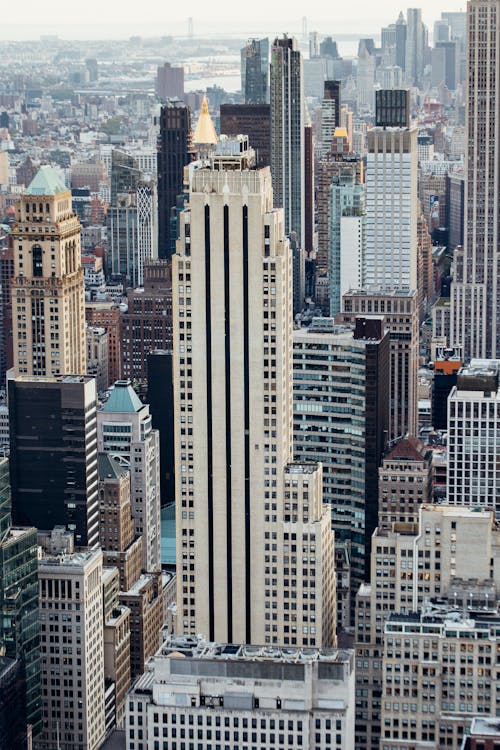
157,102,192,259
363,119,418,290
98,380,161,571
11,166,86,377
38,548,105,750
270,36,305,247
241,38,269,103
9,375,99,546
339,287,419,441
451,0,500,359
293,318,389,626
173,138,335,646
447,360,500,509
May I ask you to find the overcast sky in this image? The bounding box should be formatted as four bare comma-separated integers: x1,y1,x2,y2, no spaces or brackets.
2,0,465,40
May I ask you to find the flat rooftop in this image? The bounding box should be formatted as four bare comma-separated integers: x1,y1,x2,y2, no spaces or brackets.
470,717,500,737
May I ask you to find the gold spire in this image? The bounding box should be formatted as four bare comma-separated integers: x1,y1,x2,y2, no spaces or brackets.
193,96,218,145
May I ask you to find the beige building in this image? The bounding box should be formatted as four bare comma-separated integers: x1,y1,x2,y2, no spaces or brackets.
338,286,419,441
173,136,335,646
102,567,131,728
120,573,163,679
11,165,86,376
38,548,105,750
378,437,433,531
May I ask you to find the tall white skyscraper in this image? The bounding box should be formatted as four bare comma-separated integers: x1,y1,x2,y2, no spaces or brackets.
97,381,161,572
270,36,305,247
451,0,500,359
363,125,418,289
173,136,335,647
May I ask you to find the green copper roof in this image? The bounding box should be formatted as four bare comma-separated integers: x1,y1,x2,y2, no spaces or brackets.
102,381,143,414
25,165,67,196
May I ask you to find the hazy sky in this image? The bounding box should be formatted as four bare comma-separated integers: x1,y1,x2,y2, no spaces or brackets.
3,0,465,40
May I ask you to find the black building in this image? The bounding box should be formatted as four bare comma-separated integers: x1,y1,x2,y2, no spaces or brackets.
9,375,99,546
375,88,410,128
241,38,269,104
147,350,174,506
220,103,271,167
157,102,193,259
0,657,27,750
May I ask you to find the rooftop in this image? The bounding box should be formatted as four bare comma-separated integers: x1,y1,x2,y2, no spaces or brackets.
98,452,127,481
384,436,431,463
25,165,67,196
470,717,500,737
102,380,143,414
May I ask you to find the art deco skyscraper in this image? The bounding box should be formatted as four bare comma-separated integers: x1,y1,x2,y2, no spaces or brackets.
451,0,500,359
173,136,335,647
270,36,305,247
11,166,86,376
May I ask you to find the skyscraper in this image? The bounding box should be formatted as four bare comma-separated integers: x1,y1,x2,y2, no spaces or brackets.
9,375,100,547
97,381,161,572
270,36,305,247
155,62,184,101
451,0,500,359
405,7,426,86
11,166,86,377
220,103,271,167
241,38,269,103
157,102,193,259
363,101,418,290
320,80,341,156
173,137,335,646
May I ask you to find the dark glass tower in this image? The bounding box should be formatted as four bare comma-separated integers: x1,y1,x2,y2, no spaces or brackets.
157,102,192,259
241,38,269,103
9,375,99,547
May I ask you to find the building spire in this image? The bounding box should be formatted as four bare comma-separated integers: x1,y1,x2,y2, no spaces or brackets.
193,96,218,146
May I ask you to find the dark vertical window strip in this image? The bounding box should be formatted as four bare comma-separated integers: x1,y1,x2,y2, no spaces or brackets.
242,204,251,643
224,204,233,642
205,204,215,640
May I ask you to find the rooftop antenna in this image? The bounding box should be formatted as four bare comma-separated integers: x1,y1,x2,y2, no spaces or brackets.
188,17,194,38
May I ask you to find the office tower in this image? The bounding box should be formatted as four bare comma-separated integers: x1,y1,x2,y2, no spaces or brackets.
173,138,335,646
98,380,161,571
363,107,418,289
0,458,40,741
405,7,426,86
38,548,105,750
339,287,419,441
108,153,157,287
120,259,172,382
395,11,407,70
433,40,459,89
447,360,500,509
316,127,364,278
126,636,355,750
119,573,163,678
328,169,365,316
357,49,376,113
9,375,99,546
441,10,467,42
451,0,500,358
86,301,122,383
320,80,341,157
11,166,86,377
446,172,465,251
381,24,397,66
270,36,305,246
155,62,184,101
304,122,314,258
157,102,192,259
375,88,410,127
98,453,142,591
293,318,389,626
220,103,271,167
434,18,450,42
241,38,269,103
146,350,175,505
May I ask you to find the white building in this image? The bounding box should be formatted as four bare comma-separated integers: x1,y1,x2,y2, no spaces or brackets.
38,549,105,750
363,127,418,290
126,636,355,750
173,136,335,646
447,360,500,509
98,381,161,572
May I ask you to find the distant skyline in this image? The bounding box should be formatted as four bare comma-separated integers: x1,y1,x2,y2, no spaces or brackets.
2,2,465,41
